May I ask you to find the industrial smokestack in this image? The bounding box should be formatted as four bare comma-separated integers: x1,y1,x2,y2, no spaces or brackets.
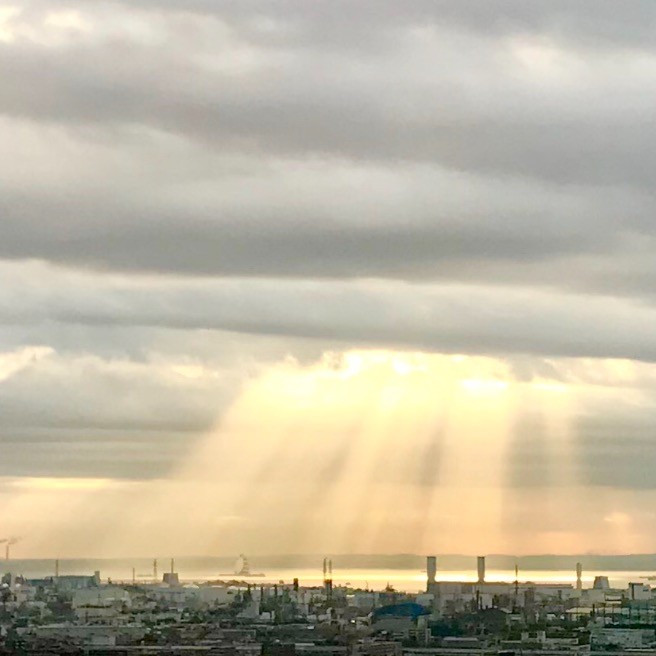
426,556,437,585
323,557,333,598
153,559,158,581
576,562,583,591
5,537,19,561
477,556,486,584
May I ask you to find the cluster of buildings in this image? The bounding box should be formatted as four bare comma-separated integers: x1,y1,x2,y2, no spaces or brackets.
424,555,656,652
1,556,656,655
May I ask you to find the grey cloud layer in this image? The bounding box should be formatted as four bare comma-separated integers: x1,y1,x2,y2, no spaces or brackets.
1,1,656,288
2,1,656,296
3,0,656,497
0,345,242,479
4,6,656,188
0,127,653,290
3,263,656,361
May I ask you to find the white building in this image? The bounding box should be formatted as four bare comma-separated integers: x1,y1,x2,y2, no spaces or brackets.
72,586,131,609
628,582,651,601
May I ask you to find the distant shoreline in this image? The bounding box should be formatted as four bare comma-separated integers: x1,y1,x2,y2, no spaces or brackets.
6,553,656,572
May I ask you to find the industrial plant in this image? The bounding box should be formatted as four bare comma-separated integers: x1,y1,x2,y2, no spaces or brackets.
2,554,656,655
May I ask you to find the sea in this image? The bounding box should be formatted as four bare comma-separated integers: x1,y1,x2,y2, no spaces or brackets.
4,557,656,592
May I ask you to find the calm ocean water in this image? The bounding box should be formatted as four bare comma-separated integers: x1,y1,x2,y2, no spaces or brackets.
4,558,654,591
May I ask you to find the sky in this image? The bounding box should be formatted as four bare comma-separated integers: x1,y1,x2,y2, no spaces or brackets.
2,1,656,559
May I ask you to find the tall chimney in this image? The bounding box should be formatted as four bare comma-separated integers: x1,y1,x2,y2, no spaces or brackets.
426,556,437,585
477,556,486,584
576,562,583,591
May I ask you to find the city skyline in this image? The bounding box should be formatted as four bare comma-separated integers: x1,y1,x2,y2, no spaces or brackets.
2,2,656,558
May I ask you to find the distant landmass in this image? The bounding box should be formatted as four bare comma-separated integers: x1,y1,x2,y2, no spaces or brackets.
7,553,656,577
246,553,656,571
